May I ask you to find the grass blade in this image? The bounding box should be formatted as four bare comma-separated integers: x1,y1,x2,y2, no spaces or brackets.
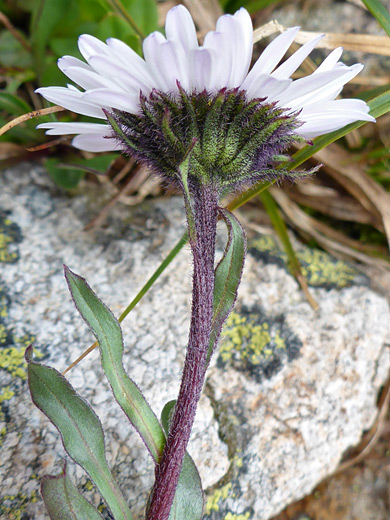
362,0,390,37
259,190,318,310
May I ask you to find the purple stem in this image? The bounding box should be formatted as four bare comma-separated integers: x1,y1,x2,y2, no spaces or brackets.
146,184,219,520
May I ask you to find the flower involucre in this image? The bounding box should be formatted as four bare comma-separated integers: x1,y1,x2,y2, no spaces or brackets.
37,5,374,190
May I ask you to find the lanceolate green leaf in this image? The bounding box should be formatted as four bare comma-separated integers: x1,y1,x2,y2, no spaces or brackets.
161,401,204,520
41,462,103,520
210,208,246,356
26,346,133,520
65,267,166,463
362,0,390,37
65,268,204,518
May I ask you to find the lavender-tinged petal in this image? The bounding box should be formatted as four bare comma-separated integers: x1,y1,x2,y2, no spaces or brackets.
300,99,375,123
203,32,232,89
233,7,254,72
214,14,249,87
37,122,111,135
271,35,324,79
203,6,253,87
298,118,364,138
190,48,213,91
165,4,198,52
157,39,190,91
35,86,106,119
313,47,344,74
277,65,363,109
83,88,140,113
298,99,375,137
302,98,374,116
58,62,120,91
72,133,121,152
58,56,92,72
143,31,171,91
88,55,150,94
242,26,300,89
106,38,154,87
245,74,292,101
78,34,111,62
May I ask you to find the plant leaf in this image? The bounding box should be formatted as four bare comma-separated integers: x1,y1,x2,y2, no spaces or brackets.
161,401,204,520
362,0,390,38
64,266,166,463
210,208,246,355
41,461,103,520
26,346,133,520
44,158,86,189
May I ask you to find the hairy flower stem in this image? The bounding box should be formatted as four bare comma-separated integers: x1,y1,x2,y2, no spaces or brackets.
146,184,219,520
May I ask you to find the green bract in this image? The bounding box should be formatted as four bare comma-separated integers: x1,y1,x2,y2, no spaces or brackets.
106,87,305,196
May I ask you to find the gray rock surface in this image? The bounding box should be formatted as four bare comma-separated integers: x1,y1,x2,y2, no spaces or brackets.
0,164,389,519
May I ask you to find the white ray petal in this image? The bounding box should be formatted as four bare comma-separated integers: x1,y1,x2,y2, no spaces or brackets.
58,56,92,72
143,31,170,91
190,48,213,91
72,133,122,152
88,55,147,94
67,84,81,92
203,31,232,89
213,13,249,87
301,98,375,118
35,86,106,118
165,4,198,52
298,99,375,138
242,27,300,90
157,39,190,91
58,61,118,91
234,8,254,61
276,65,363,109
244,74,292,101
298,116,367,138
106,38,154,87
233,8,254,85
272,35,324,79
37,122,111,135
78,34,110,62
314,47,344,74
83,89,140,113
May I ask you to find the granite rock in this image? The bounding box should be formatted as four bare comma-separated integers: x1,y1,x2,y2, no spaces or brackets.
0,164,389,519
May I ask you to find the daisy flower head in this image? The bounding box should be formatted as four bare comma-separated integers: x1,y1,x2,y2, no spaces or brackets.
37,5,374,194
